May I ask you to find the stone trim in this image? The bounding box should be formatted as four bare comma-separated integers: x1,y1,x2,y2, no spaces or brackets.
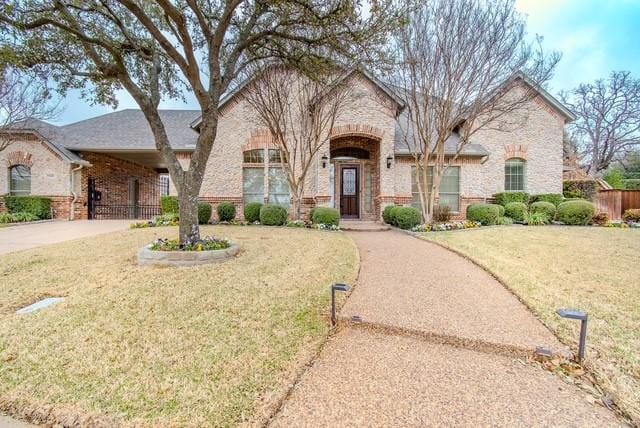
395,156,485,165
330,124,384,140
5,151,34,168
393,195,412,205
503,144,528,160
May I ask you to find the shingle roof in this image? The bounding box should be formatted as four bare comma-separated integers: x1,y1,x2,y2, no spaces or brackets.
393,110,490,157
2,119,89,165
60,109,200,151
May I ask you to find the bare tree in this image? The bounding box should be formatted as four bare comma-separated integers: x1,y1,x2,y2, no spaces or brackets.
0,66,60,152
561,71,640,176
394,0,558,222
243,65,350,219
1,0,398,244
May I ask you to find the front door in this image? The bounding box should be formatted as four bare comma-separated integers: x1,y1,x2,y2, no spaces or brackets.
340,166,359,218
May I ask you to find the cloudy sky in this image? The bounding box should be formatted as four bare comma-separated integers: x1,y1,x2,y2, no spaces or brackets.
53,0,640,125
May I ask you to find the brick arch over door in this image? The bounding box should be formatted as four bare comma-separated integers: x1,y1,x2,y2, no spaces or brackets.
329,124,384,141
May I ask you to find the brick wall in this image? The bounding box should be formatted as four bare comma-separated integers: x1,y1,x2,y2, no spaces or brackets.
77,152,161,219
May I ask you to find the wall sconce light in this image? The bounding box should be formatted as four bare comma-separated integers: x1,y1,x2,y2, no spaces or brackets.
321,154,328,168
556,308,589,362
386,154,394,169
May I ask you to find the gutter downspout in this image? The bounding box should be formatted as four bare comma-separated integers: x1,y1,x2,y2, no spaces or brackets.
69,163,84,220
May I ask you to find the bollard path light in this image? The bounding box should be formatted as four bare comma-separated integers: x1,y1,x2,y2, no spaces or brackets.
331,283,350,326
556,308,588,362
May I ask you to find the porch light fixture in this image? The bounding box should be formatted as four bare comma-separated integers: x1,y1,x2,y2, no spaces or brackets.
321,154,328,168
386,154,394,169
331,283,351,326
556,308,589,362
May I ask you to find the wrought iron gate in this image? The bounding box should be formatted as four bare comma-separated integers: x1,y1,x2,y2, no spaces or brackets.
88,175,166,220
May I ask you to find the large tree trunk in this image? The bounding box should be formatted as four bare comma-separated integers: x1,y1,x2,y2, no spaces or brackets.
178,187,200,245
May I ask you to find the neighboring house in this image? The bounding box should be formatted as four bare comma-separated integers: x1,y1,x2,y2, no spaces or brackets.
0,70,575,221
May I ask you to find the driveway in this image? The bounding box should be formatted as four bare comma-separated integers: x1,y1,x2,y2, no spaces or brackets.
0,220,131,255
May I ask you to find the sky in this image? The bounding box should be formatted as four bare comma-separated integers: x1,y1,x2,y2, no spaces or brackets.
52,0,640,125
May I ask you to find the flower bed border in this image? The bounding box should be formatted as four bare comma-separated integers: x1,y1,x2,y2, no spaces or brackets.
138,242,240,267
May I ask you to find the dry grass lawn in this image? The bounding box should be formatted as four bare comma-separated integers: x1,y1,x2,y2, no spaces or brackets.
0,226,358,427
421,226,640,424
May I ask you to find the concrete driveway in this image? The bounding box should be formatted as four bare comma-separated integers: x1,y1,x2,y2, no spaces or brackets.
0,220,131,255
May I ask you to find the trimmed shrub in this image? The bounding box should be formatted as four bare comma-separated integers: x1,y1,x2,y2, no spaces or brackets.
389,206,403,226
498,216,513,225
260,204,288,226
160,196,179,214
623,179,640,190
622,208,640,222
493,192,529,206
466,203,500,225
563,180,598,201
556,200,596,225
592,212,609,225
504,202,528,222
382,205,396,224
217,202,236,222
312,207,340,226
4,196,52,219
527,212,551,226
530,201,556,219
244,202,262,223
197,202,212,224
529,193,564,206
394,207,422,230
433,205,452,223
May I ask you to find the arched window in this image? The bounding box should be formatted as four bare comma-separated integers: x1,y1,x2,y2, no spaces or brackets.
9,165,31,195
505,158,526,192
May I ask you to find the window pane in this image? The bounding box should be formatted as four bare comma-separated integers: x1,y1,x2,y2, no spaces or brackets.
243,168,264,204
505,158,526,191
269,149,285,163
10,165,31,195
411,166,460,212
268,167,290,206
243,149,264,163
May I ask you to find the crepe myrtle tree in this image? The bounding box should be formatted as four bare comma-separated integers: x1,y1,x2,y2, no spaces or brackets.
561,71,640,177
393,0,558,222
243,64,351,220
0,0,398,244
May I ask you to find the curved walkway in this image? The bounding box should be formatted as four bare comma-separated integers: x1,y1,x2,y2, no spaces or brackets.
270,229,622,426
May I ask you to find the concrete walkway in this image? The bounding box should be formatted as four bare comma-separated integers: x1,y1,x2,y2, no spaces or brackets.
270,230,622,426
0,220,131,255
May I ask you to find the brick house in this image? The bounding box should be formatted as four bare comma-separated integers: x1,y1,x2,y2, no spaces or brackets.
0,70,575,221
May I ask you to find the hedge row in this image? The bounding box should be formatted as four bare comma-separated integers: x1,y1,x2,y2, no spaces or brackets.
4,196,52,219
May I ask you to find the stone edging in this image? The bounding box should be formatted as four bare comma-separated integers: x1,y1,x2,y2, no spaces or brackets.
138,243,240,267
0,219,55,228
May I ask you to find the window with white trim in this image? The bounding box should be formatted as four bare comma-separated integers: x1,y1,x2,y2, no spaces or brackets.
505,158,526,191
411,166,460,212
242,148,291,207
9,165,31,195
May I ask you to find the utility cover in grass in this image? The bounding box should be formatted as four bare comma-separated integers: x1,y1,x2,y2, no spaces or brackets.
16,297,64,314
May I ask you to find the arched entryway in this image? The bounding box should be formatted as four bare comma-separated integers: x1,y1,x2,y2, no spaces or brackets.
329,135,381,220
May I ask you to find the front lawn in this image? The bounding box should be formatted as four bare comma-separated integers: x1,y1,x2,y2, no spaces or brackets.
0,226,358,427
421,226,640,424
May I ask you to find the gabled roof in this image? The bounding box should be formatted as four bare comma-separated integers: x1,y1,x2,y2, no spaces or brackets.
190,67,406,129
61,109,200,151
1,119,90,165
507,72,576,123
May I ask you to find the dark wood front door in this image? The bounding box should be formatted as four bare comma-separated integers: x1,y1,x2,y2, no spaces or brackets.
340,166,359,218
